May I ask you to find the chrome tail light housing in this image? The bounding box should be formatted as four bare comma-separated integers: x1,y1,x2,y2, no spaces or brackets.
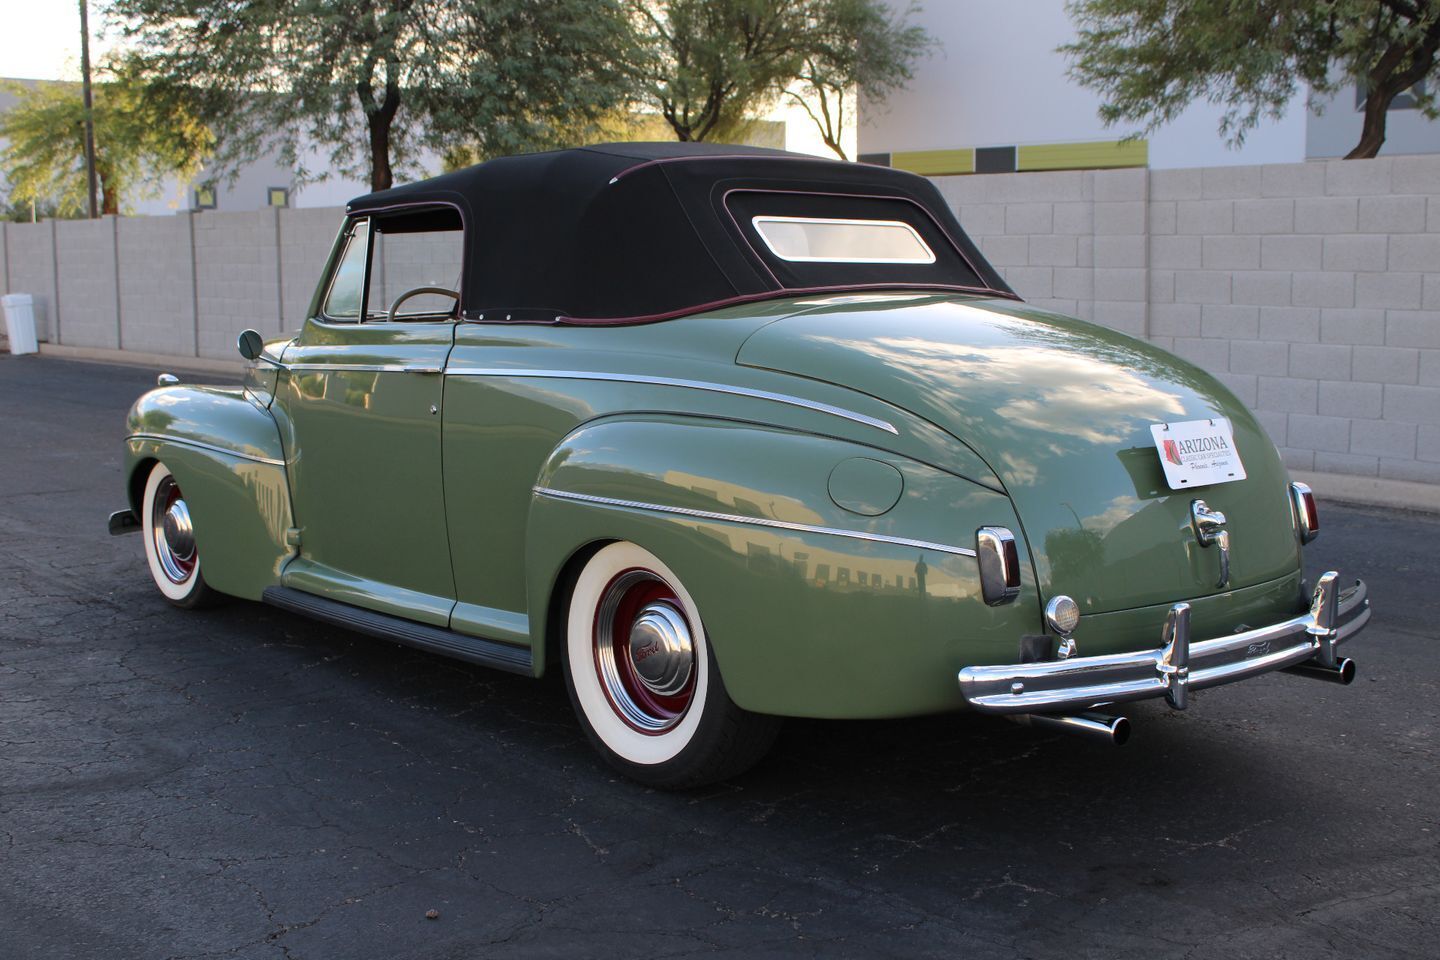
1290,481,1319,543
976,526,1021,605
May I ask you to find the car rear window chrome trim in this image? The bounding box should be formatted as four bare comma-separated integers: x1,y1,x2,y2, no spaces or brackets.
444,367,898,435
127,433,286,467
533,487,977,557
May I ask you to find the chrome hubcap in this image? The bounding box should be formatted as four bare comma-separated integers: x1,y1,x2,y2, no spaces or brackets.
151,476,197,584
593,569,697,733
627,602,694,697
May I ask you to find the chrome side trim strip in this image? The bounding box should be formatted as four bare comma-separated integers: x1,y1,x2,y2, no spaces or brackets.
447,367,899,434
533,486,975,556
284,363,443,373
126,433,286,467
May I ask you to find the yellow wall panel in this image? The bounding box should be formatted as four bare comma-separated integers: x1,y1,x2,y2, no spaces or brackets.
890,149,976,176
1016,139,1148,171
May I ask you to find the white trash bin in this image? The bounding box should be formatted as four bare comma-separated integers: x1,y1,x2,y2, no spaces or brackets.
2,293,39,355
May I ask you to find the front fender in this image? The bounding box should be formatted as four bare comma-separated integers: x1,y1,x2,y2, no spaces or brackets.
526,416,1042,718
127,385,288,466
125,386,293,600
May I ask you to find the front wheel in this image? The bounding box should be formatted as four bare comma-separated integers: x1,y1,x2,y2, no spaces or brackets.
141,463,220,608
562,542,780,788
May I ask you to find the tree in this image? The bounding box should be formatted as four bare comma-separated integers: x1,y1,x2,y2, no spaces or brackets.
0,63,212,217
628,0,932,152
1062,0,1440,160
108,0,638,192
784,0,932,159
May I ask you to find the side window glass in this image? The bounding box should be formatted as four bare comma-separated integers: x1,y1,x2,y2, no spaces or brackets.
367,209,464,321
322,220,371,320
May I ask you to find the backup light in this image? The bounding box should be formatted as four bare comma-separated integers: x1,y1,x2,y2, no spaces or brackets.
1290,482,1319,543
1045,595,1081,635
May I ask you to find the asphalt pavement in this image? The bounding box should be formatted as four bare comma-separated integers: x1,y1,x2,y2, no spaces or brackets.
1,352,1437,959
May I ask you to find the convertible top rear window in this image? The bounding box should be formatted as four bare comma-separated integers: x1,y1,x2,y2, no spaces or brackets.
752,216,936,264
726,190,982,292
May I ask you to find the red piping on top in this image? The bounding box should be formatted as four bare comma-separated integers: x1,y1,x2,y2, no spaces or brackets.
465,283,1022,328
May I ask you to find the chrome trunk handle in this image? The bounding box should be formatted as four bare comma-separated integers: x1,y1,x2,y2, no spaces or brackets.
1191,499,1230,588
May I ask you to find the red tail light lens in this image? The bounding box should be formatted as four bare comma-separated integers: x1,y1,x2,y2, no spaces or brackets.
1290,482,1319,543
976,526,1022,605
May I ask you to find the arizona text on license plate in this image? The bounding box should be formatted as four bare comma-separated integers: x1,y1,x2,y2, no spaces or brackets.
1149,418,1246,489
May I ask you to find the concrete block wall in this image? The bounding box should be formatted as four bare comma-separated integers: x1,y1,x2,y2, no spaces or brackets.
118,215,197,357
55,218,121,350
4,221,58,342
195,208,285,356
280,208,343,324
934,154,1440,486
0,210,339,361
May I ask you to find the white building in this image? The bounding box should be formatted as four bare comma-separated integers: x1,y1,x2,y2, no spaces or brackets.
859,0,1440,175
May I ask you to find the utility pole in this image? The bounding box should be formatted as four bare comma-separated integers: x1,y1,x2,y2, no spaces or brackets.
79,0,99,219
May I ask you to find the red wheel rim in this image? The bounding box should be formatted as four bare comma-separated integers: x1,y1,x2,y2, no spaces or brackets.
591,568,697,734
151,475,198,584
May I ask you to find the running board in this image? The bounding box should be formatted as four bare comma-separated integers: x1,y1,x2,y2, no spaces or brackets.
262,586,534,676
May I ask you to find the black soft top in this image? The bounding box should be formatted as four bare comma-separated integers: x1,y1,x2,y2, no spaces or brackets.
346,142,1014,324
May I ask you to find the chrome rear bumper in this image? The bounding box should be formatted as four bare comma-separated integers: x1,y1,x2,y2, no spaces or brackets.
958,572,1370,715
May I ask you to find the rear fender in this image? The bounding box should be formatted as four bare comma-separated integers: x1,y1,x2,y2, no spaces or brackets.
525,416,1041,718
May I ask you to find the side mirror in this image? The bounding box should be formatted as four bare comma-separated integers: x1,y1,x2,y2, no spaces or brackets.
237,328,264,361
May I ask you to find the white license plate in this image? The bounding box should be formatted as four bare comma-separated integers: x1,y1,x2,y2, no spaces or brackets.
1149,418,1246,490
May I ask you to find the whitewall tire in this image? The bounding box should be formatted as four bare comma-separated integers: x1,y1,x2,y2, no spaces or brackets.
141,463,219,608
562,541,780,788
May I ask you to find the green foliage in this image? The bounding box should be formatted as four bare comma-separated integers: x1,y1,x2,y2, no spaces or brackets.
2,198,61,223
628,0,932,153
0,62,212,217
1062,0,1440,159
785,0,933,159
108,0,638,191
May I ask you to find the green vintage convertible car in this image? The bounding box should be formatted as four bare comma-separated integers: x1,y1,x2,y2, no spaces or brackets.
111,143,1370,787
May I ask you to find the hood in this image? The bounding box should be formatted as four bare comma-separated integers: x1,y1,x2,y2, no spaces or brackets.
737,295,1299,614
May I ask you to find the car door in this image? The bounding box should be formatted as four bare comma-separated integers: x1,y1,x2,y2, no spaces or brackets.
274,212,464,626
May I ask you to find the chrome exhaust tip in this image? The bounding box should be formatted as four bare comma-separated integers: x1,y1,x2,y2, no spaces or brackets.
1282,656,1356,685
1009,711,1131,746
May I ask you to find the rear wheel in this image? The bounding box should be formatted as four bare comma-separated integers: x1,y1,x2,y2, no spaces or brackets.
141,463,220,608
562,542,780,788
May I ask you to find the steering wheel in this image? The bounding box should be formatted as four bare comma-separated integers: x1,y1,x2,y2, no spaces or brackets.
387,286,459,322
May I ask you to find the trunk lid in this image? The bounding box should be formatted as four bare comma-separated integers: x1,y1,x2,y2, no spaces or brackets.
737,295,1299,614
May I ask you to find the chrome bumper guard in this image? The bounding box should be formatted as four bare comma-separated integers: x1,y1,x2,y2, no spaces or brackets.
958,572,1370,715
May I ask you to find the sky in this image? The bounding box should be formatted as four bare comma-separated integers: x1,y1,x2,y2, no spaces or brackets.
0,1,121,82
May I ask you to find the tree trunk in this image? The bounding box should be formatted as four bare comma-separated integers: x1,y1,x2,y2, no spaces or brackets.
1347,29,1440,160
367,110,394,191
1347,87,1394,159
360,59,403,192
97,163,119,215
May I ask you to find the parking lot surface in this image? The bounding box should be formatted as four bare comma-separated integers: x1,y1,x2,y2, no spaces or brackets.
1,353,1437,959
